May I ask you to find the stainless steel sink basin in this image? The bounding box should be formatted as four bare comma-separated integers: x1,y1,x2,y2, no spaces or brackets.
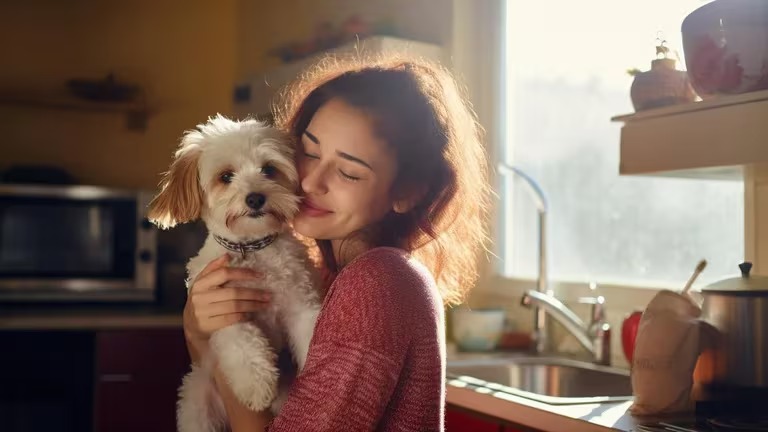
447,356,633,405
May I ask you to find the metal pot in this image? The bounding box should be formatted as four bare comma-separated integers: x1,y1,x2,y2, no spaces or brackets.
698,262,768,389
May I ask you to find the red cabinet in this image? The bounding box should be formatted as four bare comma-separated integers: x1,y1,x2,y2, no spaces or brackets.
446,406,503,431
93,329,190,432
446,405,533,432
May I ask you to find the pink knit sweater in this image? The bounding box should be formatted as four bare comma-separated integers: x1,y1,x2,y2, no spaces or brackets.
268,247,446,431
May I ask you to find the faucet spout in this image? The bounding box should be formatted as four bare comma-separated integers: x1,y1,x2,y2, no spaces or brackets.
498,163,549,352
499,164,611,365
521,290,612,365
497,164,548,213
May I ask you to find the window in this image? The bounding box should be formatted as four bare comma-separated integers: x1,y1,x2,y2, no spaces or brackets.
500,0,744,287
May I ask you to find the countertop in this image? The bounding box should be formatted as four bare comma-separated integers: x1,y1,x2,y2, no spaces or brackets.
0,305,183,330
445,348,693,432
447,383,638,431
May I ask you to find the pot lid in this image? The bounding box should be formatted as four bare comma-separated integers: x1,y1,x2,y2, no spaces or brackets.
702,262,768,293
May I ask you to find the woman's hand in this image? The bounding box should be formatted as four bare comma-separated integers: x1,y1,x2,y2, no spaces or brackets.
183,254,271,362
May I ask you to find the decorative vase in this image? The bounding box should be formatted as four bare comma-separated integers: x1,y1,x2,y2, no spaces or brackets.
630,52,697,111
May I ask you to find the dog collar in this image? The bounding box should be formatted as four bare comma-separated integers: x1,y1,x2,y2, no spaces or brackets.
214,233,278,258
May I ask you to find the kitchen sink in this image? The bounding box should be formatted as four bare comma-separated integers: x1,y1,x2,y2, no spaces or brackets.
447,356,633,405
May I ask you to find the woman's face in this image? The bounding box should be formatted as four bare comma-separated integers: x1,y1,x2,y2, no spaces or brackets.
293,98,399,242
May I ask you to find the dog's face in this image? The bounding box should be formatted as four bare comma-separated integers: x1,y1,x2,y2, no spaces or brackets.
149,115,300,241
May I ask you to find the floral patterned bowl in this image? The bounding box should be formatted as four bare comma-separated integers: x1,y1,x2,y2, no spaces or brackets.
681,0,768,99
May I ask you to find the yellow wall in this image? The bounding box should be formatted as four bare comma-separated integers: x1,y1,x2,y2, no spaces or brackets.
0,0,448,190
0,0,237,190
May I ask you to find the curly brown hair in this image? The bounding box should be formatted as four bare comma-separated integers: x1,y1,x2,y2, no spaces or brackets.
273,54,490,305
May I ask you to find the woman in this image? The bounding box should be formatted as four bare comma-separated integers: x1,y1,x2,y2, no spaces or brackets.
183,55,490,431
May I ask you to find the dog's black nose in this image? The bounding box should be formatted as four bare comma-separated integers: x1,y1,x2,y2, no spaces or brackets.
245,193,267,210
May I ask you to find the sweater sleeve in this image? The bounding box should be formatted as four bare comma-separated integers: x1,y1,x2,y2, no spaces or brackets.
267,249,425,432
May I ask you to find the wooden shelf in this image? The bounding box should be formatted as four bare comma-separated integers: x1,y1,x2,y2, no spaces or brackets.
0,90,152,131
612,89,768,180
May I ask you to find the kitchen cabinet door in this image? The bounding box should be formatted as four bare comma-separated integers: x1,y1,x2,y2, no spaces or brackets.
0,331,94,432
445,405,504,432
93,328,189,432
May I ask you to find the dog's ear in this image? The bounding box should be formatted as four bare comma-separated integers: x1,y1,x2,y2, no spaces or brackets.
148,144,204,229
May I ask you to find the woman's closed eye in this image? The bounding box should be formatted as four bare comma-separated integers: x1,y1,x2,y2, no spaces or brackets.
302,149,320,159
339,170,361,181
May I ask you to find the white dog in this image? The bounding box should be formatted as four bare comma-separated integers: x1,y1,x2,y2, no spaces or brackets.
148,114,321,432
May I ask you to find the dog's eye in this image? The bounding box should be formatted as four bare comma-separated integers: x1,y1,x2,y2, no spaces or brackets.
220,171,234,184
261,164,277,179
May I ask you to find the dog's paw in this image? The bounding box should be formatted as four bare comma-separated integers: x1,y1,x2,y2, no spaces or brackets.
218,349,279,410
212,324,280,411
177,367,226,432
230,368,279,411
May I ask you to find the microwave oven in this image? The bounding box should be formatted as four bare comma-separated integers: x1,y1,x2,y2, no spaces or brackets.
0,183,157,302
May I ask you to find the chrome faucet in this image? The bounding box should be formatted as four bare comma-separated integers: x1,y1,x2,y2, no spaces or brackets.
497,163,549,353
521,290,612,365
498,163,611,365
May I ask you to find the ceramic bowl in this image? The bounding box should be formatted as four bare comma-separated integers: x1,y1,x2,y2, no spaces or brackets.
681,0,768,98
451,308,506,352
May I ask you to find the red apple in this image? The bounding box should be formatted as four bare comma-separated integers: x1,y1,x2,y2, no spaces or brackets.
621,310,643,364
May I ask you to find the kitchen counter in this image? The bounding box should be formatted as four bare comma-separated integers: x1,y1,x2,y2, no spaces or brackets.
0,305,183,330
447,381,637,431
445,349,693,432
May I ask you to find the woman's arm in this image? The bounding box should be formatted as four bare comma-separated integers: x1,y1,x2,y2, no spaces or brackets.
213,366,274,431
181,254,274,430
183,254,268,364
185,335,202,366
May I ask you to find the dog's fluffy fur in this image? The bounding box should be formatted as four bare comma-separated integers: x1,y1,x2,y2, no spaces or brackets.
149,115,321,432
